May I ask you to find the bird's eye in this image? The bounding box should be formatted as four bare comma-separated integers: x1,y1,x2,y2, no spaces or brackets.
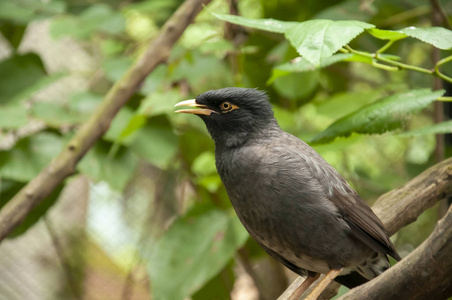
221,101,232,110
220,101,238,112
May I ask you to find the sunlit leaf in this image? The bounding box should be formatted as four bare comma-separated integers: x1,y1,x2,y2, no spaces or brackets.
367,28,407,41
399,26,452,50
146,206,248,300
310,89,445,144
285,20,374,66
211,12,297,33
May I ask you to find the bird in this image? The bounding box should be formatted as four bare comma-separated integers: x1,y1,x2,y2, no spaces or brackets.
175,87,401,299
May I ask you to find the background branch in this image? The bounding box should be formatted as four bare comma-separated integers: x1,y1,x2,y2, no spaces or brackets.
279,157,452,299
0,0,211,242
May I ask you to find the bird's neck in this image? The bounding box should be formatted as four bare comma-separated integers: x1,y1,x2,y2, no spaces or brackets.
211,120,281,149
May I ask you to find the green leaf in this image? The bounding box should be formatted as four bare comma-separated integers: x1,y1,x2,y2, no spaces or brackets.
269,53,353,82
31,102,81,127
117,114,147,142
129,122,178,169
272,70,319,99
399,120,452,136
50,4,125,40
0,0,66,24
146,206,248,300
0,53,46,104
399,26,452,50
139,89,182,117
79,141,138,192
191,152,217,176
0,133,64,181
104,107,136,144
211,12,297,34
310,89,445,144
69,91,103,119
367,28,407,41
0,23,27,49
315,90,383,119
313,0,376,22
285,20,374,66
0,104,28,129
102,57,133,82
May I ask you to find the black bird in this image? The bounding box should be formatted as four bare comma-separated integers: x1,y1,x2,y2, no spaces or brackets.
175,88,400,299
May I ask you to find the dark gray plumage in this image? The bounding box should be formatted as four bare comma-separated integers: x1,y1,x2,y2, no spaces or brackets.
175,87,400,292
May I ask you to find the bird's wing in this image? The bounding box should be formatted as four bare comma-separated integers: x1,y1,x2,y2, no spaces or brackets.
331,186,401,261
283,135,401,261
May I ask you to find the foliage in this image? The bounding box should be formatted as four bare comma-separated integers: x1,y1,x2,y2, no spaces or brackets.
0,0,451,299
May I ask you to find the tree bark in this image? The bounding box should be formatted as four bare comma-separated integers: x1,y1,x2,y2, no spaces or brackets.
0,0,211,243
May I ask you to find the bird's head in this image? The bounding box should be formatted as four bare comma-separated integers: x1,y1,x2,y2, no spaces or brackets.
175,87,277,148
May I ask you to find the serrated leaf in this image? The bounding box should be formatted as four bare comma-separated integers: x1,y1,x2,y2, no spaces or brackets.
367,28,407,41
310,89,445,144
285,20,374,66
0,133,64,181
211,12,297,34
399,120,452,136
399,26,452,50
146,206,248,300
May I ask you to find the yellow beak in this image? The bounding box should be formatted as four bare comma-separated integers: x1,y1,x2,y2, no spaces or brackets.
174,99,217,116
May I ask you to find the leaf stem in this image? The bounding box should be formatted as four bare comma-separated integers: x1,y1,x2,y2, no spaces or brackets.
376,55,433,74
434,55,452,83
376,40,395,54
343,45,452,83
436,96,452,102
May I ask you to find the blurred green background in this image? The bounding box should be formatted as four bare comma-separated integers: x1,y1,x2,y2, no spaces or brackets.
0,0,451,299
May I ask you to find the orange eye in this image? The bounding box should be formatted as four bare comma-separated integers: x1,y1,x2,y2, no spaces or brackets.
221,101,238,111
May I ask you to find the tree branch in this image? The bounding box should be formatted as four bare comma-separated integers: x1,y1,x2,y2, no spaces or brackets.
372,157,452,235
0,0,212,242
337,205,452,300
279,157,452,299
